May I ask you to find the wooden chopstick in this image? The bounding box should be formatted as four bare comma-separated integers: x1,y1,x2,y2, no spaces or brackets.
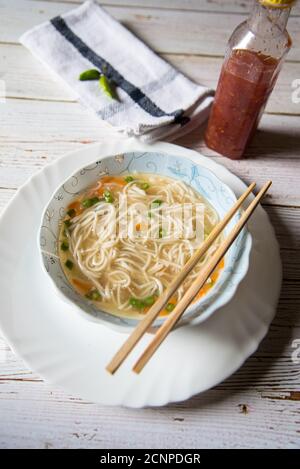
133,181,272,374
106,182,256,374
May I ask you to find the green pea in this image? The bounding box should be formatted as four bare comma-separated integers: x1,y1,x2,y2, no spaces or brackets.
129,297,144,309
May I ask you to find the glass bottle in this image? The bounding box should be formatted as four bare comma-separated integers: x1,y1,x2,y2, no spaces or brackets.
204,0,295,160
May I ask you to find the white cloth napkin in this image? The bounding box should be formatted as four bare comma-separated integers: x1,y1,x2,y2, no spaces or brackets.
20,0,213,142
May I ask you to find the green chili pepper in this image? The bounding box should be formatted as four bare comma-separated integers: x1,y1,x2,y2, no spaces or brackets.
65,260,73,270
99,75,118,100
85,290,101,301
60,240,69,252
79,69,101,81
140,182,150,191
159,227,166,238
82,197,100,209
143,296,155,306
82,199,93,209
64,219,72,228
166,302,175,312
152,199,163,207
149,199,163,217
104,190,114,203
67,208,76,218
124,175,134,183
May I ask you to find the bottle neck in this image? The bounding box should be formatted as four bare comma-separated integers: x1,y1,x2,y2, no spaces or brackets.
248,1,291,37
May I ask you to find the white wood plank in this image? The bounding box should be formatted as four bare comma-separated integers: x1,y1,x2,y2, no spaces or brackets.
205,157,300,208
176,113,300,207
32,0,300,16
0,336,40,381
1,0,300,61
1,44,299,115
281,249,300,280
0,333,299,449
0,99,115,144
0,338,299,449
1,100,299,205
0,44,76,102
263,205,300,250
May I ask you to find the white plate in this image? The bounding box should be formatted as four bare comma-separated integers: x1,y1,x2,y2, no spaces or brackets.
0,139,281,407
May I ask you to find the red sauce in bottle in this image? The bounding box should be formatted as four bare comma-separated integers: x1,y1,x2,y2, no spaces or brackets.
205,49,280,159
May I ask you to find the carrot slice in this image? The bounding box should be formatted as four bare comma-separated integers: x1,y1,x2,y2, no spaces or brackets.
72,278,93,295
88,176,126,198
101,175,126,186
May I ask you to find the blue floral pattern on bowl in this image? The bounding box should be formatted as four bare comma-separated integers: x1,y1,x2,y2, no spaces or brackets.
38,151,252,328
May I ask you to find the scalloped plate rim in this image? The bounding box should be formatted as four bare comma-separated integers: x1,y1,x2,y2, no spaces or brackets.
0,138,282,407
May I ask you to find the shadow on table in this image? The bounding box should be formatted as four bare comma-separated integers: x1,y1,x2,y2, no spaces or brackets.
175,125,300,159
166,283,298,411
246,128,300,158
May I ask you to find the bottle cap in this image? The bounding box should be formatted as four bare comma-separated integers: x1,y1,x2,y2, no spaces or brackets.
259,0,296,7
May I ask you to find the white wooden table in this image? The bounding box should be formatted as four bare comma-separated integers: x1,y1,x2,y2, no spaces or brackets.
0,0,299,449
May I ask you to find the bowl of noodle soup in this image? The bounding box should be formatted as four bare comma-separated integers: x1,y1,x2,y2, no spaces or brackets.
39,151,252,329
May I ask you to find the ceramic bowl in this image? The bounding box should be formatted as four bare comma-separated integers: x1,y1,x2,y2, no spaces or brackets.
38,150,252,329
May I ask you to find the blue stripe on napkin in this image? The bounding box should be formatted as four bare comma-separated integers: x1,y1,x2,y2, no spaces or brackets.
51,15,185,121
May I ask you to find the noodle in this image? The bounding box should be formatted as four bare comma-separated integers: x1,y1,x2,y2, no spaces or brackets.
58,173,223,318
